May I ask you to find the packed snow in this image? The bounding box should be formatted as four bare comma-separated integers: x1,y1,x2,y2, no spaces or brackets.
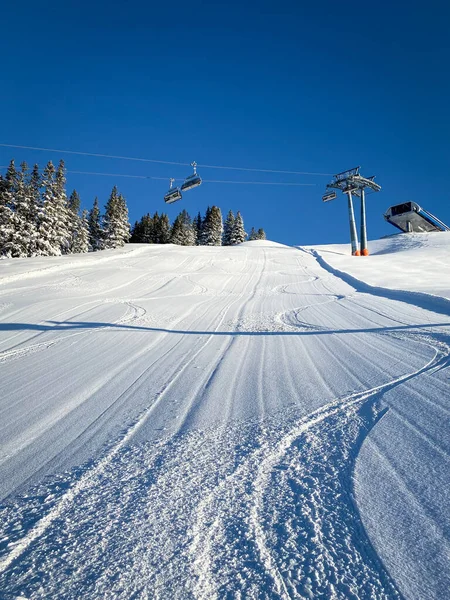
0,234,449,599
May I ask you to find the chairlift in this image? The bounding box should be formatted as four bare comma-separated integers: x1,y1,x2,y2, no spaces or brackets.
164,178,182,204
322,191,337,202
181,161,202,192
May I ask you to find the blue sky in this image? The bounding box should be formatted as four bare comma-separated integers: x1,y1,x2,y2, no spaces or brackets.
1,0,449,247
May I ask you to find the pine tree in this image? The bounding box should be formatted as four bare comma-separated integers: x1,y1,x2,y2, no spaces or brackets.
198,207,211,245
11,162,39,257
118,193,130,244
88,197,103,251
67,189,82,253
68,189,81,213
155,213,171,243
223,210,235,246
0,175,15,257
30,164,41,210
229,210,246,245
72,209,90,253
193,212,203,245
248,227,258,241
54,160,71,254
256,228,266,240
130,220,143,243
34,160,69,256
201,205,223,245
5,159,19,198
170,209,196,245
2,162,32,258
140,213,154,243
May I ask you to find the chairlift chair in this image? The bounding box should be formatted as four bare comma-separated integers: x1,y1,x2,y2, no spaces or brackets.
164,178,182,204
181,161,202,192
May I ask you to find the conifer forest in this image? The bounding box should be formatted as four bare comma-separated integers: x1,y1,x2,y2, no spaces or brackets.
0,159,266,258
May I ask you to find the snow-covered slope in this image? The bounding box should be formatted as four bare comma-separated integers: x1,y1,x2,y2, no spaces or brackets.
0,239,448,599
310,231,450,299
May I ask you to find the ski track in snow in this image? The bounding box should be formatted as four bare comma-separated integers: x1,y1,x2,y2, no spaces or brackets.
0,243,449,599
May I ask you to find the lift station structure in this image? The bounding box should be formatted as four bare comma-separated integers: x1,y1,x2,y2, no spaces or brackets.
322,167,381,256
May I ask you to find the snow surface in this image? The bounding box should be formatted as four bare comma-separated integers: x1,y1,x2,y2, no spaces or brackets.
310,231,450,299
0,236,449,599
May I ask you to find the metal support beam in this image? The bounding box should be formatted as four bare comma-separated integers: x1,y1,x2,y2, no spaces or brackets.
360,188,368,256
346,191,360,256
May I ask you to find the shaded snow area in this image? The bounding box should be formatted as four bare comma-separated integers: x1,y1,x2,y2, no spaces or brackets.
0,239,449,599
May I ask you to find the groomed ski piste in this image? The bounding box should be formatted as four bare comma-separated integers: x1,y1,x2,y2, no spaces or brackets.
0,232,449,600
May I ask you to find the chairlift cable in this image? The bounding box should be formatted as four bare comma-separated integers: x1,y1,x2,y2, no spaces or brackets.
0,143,332,176
0,165,317,186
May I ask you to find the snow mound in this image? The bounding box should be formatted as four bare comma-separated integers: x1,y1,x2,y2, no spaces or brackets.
307,231,450,299
239,239,291,248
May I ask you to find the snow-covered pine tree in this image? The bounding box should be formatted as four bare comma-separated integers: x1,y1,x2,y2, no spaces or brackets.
1,161,31,258
35,161,65,256
130,219,143,243
72,209,90,253
248,227,258,241
229,210,246,245
0,175,15,257
201,205,223,245
170,210,196,246
88,197,103,251
155,213,171,244
0,161,20,257
54,160,71,254
118,192,131,245
103,187,121,249
223,210,235,246
68,189,81,213
198,206,211,245
11,162,39,257
140,213,154,243
256,228,266,240
103,187,130,248
193,212,203,245
67,189,82,253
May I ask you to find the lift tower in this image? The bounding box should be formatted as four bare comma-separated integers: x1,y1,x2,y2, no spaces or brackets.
322,167,381,256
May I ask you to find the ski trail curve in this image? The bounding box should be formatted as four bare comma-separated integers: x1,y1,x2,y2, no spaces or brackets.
188,332,448,599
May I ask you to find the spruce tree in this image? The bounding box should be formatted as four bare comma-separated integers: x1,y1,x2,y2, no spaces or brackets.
67,189,82,253
156,213,171,243
88,197,103,251
35,161,66,256
1,162,29,257
193,212,203,245
256,228,266,240
223,210,235,246
54,160,71,254
201,205,223,245
130,220,142,243
170,210,195,245
5,159,19,199
103,187,130,249
30,164,41,210
248,227,258,241
11,162,38,257
199,206,211,245
229,210,246,245
141,213,154,243
72,209,90,253
118,192,131,244
0,175,15,257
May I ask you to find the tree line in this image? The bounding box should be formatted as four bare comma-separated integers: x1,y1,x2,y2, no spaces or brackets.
0,159,130,258
131,207,266,246
0,157,267,258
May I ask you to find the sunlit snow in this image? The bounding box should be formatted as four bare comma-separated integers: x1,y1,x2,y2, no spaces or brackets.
0,233,449,599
